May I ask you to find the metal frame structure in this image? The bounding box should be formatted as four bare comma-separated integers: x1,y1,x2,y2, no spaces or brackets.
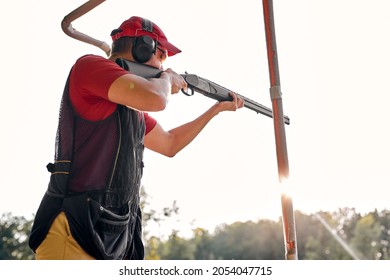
62,0,110,56
62,0,298,260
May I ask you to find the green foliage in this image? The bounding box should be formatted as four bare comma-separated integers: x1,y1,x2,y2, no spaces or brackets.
351,213,383,259
140,186,179,242
144,236,161,260
2,206,390,260
210,220,284,259
193,228,214,259
297,211,354,260
158,231,195,260
148,207,390,260
371,209,390,259
0,213,34,260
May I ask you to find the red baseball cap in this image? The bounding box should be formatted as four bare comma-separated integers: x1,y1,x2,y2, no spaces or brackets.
111,16,181,57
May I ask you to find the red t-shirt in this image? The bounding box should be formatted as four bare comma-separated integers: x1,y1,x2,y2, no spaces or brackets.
69,54,157,135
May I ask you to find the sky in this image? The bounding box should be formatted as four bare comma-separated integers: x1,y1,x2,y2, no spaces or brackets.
1,0,390,238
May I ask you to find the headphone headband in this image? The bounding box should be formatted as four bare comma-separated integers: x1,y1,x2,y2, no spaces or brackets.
142,18,153,33
132,18,157,63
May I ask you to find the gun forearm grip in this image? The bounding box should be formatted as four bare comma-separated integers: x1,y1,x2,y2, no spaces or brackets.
182,74,290,125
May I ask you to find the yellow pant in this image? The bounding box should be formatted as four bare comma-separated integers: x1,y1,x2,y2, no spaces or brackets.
35,212,95,260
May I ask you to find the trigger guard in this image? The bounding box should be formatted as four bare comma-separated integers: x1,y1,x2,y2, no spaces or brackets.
181,87,194,96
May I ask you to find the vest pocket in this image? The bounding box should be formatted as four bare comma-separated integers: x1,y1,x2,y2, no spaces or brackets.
86,197,133,259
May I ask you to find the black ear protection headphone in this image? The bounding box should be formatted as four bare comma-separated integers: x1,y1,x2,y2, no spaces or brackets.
132,18,157,63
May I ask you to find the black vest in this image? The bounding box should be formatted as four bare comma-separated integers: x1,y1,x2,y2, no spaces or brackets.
29,71,145,259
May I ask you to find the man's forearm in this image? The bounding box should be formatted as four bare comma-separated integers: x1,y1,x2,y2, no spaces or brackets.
166,103,221,156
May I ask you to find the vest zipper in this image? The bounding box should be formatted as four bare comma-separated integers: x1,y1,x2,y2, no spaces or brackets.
108,112,122,187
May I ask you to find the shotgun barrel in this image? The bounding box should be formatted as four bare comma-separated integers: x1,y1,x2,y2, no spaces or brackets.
116,59,290,125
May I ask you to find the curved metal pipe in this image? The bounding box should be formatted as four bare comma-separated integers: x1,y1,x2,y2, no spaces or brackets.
61,0,111,57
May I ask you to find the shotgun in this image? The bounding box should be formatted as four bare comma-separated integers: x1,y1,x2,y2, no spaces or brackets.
116,58,290,125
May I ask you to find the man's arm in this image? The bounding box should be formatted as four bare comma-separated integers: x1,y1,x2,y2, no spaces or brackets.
108,70,186,112
144,93,244,157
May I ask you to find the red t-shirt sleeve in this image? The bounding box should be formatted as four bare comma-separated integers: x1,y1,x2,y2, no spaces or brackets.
69,54,127,121
143,112,157,135
69,54,157,135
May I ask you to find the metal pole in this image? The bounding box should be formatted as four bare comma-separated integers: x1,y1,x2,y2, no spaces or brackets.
262,0,298,260
61,0,111,56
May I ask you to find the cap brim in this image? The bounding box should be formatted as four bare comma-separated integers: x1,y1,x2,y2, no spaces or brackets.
159,39,181,57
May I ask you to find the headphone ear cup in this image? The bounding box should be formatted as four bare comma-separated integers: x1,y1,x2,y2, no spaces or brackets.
132,35,156,63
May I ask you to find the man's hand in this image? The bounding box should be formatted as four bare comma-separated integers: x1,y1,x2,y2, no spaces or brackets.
217,92,245,112
160,68,187,94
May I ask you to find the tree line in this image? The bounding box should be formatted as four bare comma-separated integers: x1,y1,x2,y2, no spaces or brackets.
142,208,390,260
1,190,389,260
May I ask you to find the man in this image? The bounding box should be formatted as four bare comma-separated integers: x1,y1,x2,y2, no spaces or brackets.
29,16,244,260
